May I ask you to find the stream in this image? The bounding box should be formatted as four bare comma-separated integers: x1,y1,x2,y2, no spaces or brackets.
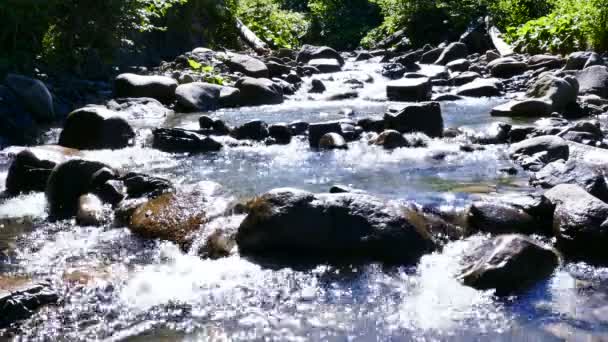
1,59,608,341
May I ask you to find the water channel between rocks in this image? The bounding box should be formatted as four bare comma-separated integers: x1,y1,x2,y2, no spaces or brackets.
1,60,607,341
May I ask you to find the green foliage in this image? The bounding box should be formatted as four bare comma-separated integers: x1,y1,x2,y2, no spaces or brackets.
187,58,224,85
487,0,552,30
506,0,608,53
307,0,382,50
237,0,309,49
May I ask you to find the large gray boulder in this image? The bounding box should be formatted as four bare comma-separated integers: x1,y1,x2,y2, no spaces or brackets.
225,53,270,78
386,78,432,101
488,58,528,78
526,74,579,112
466,201,543,235
175,82,222,112
491,99,552,118
4,73,54,122
434,42,468,65
235,77,283,106
297,45,345,66
544,184,608,261
457,78,501,97
114,73,178,104
384,102,443,137
564,51,600,70
307,58,342,73
58,107,135,150
577,65,608,98
509,135,569,169
236,188,436,263
532,159,608,203
458,235,560,295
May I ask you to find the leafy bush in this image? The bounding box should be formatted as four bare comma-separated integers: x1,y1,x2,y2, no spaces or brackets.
237,0,309,49
487,0,552,30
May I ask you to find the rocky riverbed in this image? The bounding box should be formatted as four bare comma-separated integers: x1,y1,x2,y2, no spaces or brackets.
1,37,608,340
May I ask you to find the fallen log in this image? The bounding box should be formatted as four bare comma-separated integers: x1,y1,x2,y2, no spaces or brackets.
236,18,269,54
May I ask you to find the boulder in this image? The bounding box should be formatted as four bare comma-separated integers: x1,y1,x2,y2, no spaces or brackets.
420,47,444,64
114,73,178,104
564,51,598,70
458,235,559,295
175,82,222,112
526,75,579,112
386,78,432,101
358,117,385,133
577,65,608,98
310,79,326,93
384,102,443,137
467,201,544,235
0,85,39,146
395,49,424,65
446,59,470,72
46,159,115,218
372,130,407,149
308,120,344,148
584,53,604,69
544,184,608,260
219,86,241,108
457,78,501,97
235,188,436,263
318,132,348,150
198,116,231,135
235,77,283,106
268,123,292,144
307,59,342,73
488,58,528,78
509,135,569,168
129,192,205,249
0,281,58,328
381,63,407,79
434,42,468,65
106,97,171,121
532,159,608,203
121,172,174,199
4,74,54,122
225,53,269,78
527,55,564,70
289,121,309,135
266,61,291,78
491,99,552,118
58,107,135,150
152,128,222,153
234,120,269,141
355,51,374,61
5,146,79,196
451,71,481,86
297,45,345,66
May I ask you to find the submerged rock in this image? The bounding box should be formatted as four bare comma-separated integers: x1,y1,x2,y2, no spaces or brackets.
236,188,436,263
544,184,608,261
372,130,407,149
458,235,560,295
152,128,222,153
120,172,174,200
234,120,270,141
384,102,443,137
58,107,135,150
114,73,178,104
0,281,58,328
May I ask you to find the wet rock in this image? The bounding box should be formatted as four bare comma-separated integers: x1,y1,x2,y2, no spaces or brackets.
435,42,468,65
526,75,579,112
318,133,347,150
381,63,407,79
114,73,178,104
175,82,222,112
266,61,291,78
152,128,222,153
386,78,432,101
272,78,296,95
308,59,342,73
433,94,464,101
46,159,114,218
467,201,545,235
59,107,135,150
372,130,406,149
577,65,608,98
218,86,241,108
491,99,552,118
488,58,528,78
309,79,326,93
532,159,608,202
225,53,269,78
0,281,58,328
234,120,270,141
235,77,284,106
509,136,569,169
384,102,443,137
458,235,559,295
325,90,358,101
485,50,500,62
198,116,230,135
355,51,374,61
5,146,79,196
236,188,436,263
289,121,309,135
268,123,292,144
76,194,106,226
420,47,443,64
121,172,173,199
446,59,470,72
544,184,608,261
106,97,171,120
297,45,344,66
565,51,599,70
129,193,205,249
329,184,366,194
93,180,126,206
4,74,54,122
357,117,385,133
451,71,481,86
457,78,501,97
584,53,604,69
527,55,564,70
285,72,302,85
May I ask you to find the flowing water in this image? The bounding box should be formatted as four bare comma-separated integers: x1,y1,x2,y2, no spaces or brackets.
1,60,608,341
